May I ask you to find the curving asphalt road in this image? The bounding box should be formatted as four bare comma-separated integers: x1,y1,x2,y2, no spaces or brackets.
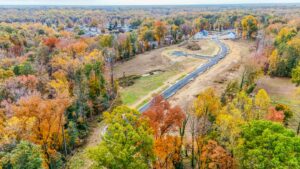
138,38,229,113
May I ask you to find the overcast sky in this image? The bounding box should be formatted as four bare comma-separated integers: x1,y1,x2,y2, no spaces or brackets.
0,0,300,5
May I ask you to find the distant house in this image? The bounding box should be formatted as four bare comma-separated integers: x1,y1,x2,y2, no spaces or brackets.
65,27,74,32
194,30,209,40
223,32,237,40
0,49,6,59
201,30,209,36
164,35,174,45
107,24,132,34
120,25,131,32
149,41,158,49
85,27,101,37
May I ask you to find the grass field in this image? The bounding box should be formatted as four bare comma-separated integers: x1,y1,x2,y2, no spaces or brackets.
120,67,180,105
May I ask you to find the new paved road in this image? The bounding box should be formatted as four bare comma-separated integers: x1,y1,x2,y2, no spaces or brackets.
139,38,229,112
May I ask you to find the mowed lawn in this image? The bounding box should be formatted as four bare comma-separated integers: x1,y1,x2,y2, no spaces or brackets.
120,68,179,106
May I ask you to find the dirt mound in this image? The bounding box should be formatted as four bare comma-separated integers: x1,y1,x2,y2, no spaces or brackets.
186,42,201,51
118,75,141,87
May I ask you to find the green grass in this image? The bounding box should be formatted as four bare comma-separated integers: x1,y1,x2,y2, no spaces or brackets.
135,84,171,109
65,151,87,169
136,98,151,109
120,69,179,105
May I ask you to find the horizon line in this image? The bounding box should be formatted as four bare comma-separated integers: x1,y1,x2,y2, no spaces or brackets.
1,2,300,6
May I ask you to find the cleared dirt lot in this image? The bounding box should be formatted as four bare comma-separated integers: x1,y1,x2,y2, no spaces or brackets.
162,39,220,58
115,40,218,107
114,39,217,78
169,40,253,109
114,47,172,78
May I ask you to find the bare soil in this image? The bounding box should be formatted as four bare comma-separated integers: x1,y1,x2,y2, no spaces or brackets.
255,76,298,98
114,47,172,78
169,40,253,110
114,39,218,79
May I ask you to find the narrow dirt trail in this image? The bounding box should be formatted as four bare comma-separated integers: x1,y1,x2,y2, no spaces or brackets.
65,120,106,169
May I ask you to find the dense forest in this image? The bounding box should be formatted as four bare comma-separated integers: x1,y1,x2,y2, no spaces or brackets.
0,4,300,169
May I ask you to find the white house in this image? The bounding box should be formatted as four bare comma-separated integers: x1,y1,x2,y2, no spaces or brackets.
222,32,237,40
194,30,209,40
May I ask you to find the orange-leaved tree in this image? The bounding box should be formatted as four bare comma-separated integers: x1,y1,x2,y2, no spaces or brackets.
12,93,71,168
143,95,186,169
200,140,234,169
143,95,186,138
266,107,284,123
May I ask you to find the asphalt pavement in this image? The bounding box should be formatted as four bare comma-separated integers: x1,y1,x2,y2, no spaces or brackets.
139,38,229,113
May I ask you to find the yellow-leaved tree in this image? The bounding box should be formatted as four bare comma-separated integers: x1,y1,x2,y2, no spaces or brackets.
254,89,271,119
192,88,221,167
241,15,258,39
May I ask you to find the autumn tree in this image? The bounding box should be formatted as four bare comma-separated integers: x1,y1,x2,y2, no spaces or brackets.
68,41,88,58
194,88,221,123
12,94,71,167
194,18,209,32
275,104,293,126
192,88,221,168
200,140,233,169
181,24,192,39
254,89,271,119
215,104,244,153
154,136,182,169
99,34,114,48
274,27,297,48
48,70,70,96
139,26,155,51
154,21,167,46
0,68,14,81
43,37,59,52
117,33,133,60
266,107,284,123
241,15,258,39
170,25,179,42
0,75,38,102
143,95,186,168
269,27,299,77
143,95,186,138
87,106,154,169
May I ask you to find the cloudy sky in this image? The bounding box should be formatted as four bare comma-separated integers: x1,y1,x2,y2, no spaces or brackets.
0,0,299,5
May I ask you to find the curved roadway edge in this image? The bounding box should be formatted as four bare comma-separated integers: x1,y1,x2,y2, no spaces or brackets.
138,38,229,113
